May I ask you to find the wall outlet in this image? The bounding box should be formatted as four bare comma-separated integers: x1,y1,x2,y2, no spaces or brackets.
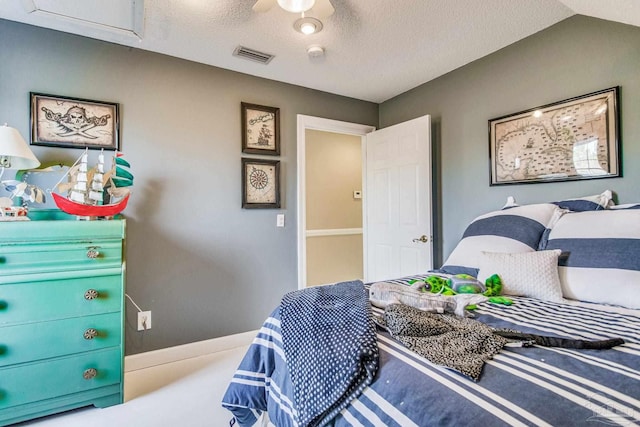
276,214,285,227
137,311,152,331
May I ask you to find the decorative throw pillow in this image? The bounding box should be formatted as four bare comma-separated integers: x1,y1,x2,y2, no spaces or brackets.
503,190,614,212
544,210,640,309
477,250,564,303
440,204,565,277
551,190,614,211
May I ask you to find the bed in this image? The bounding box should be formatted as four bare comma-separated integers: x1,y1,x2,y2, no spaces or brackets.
222,193,640,426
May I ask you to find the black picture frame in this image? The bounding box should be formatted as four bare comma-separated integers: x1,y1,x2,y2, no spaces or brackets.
242,158,281,209
30,92,120,151
241,102,280,156
488,86,621,185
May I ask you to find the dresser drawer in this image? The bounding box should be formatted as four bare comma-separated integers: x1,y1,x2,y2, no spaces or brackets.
0,272,122,326
0,312,121,367
0,348,121,410
0,240,122,276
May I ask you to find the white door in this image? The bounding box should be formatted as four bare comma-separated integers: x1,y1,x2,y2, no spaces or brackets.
364,115,432,282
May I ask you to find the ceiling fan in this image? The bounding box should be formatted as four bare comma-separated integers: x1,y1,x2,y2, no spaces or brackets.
252,0,335,19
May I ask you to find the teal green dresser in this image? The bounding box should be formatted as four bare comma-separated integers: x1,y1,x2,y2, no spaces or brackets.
0,211,125,425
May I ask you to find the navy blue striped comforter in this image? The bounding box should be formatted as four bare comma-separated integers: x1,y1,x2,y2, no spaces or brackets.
222,276,640,426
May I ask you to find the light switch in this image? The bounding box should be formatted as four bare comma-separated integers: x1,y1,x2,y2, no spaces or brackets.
353,190,362,199
276,214,285,227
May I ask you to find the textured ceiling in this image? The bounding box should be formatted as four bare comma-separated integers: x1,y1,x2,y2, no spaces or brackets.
1,0,639,103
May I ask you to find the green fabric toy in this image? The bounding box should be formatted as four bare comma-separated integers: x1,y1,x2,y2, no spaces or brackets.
483,274,502,296
408,273,513,310
448,274,486,294
425,275,456,295
482,274,513,306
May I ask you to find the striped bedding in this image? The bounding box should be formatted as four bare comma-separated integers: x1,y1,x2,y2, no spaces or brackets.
222,276,640,426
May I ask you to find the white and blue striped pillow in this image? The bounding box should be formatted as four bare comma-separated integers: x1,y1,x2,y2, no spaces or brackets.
440,203,565,277
551,190,614,211
543,210,640,309
503,190,614,212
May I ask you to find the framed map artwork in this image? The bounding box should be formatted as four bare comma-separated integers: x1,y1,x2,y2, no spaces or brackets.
241,102,280,156
489,87,620,185
242,158,280,209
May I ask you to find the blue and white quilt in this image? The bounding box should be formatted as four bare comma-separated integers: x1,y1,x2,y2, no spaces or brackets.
222,276,640,426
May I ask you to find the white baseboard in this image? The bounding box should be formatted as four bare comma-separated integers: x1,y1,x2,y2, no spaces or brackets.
124,330,257,372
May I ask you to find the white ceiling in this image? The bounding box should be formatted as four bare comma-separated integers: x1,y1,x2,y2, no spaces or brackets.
1,0,639,103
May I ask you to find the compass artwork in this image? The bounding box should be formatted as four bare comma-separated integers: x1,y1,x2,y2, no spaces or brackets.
241,102,280,156
30,93,120,150
242,158,280,209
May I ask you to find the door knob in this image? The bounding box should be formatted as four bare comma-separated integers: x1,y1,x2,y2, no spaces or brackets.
412,235,429,243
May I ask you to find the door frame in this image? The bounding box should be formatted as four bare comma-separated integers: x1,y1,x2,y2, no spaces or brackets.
296,115,376,289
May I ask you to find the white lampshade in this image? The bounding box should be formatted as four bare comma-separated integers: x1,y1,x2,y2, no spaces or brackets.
0,124,41,170
277,0,315,13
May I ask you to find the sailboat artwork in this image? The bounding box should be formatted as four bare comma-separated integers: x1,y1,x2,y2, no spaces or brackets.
52,149,133,219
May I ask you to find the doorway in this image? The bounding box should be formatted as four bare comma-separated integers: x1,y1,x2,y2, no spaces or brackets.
296,115,375,288
297,114,433,289
305,129,364,286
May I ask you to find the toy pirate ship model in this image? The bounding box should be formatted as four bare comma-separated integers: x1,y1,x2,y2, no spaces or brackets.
52,149,133,219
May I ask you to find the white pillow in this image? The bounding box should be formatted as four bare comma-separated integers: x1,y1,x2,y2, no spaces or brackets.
477,250,564,303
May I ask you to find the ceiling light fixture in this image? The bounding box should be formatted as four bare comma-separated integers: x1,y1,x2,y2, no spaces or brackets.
294,16,323,35
277,0,315,13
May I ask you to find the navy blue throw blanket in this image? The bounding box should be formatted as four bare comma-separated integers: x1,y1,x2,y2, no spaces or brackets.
279,280,379,427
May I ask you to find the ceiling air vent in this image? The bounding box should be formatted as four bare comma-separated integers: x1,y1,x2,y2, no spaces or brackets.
233,46,275,65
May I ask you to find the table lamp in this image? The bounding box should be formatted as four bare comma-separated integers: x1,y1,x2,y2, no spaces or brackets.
0,124,41,221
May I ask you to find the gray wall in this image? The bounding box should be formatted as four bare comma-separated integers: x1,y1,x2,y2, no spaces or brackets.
3,15,639,354
0,19,378,355
380,15,640,265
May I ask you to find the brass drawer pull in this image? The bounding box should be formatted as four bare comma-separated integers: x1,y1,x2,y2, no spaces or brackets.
83,368,98,380
84,289,99,300
83,328,98,340
86,247,100,259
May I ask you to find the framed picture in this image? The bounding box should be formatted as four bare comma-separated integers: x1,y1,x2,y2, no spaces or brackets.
242,158,280,209
241,102,280,155
30,92,120,150
489,86,620,185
